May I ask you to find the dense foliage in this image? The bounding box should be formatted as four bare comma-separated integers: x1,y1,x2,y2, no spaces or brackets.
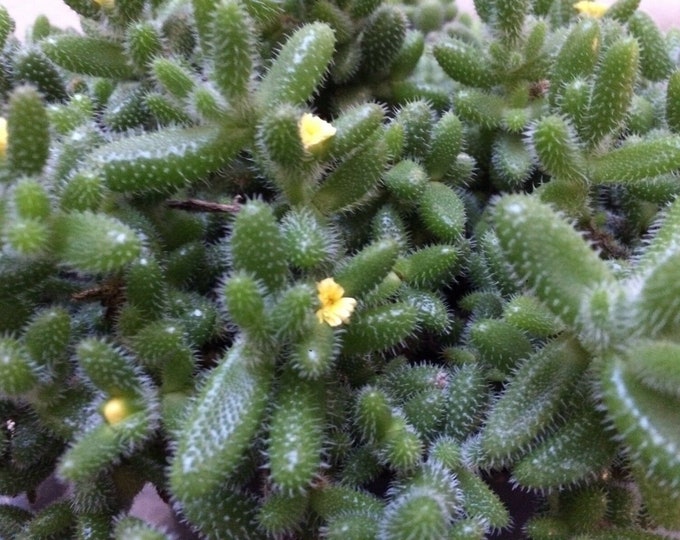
1,0,680,537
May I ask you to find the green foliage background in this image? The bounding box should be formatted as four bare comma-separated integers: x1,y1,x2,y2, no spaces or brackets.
1,0,680,537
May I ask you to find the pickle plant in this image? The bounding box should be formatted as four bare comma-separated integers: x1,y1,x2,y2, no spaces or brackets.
0,0,679,538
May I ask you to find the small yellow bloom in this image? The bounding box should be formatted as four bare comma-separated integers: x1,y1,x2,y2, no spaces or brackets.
574,1,608,18
316,277,357,327
0,117,7,158
298,113,336,152
102,397,130,425
93,0,115,9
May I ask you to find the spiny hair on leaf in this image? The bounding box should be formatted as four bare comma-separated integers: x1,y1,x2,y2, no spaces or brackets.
261,458,332,497
599,377,680,491
280,206,343,269
605,410,680,484
524,114,586,177
215,270,272,319
386,458,460,500
378,486,454,539
185,80,230,121
631,193,680,274
69,472,120,515
256,22,336,106
217,194,278,264
379,361,452,401
627,198,680,268
287,331,343,380
112,515,178,540
321,177,388,218
346,307,422,358
370,204,411,248
58,395,160,483
374,410,423,462
507,409,613,493
509,460,613,497
169,482,261,539
259,413,331,494
74,339,139,387
575,281,634,352
328,101,389,158
476,378,583,468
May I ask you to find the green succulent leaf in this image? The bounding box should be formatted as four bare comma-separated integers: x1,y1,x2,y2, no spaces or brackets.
584,37,639,146
493,194,615,328
53,212,142,274
256,23,336,108
6,85,50,176
170,339,273,503
602,356,680,499
42,35,136,79
89,125,247,194
480,336,590,465
268,370,325,493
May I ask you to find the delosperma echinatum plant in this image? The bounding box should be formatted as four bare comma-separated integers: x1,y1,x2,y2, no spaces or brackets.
1,0,680,537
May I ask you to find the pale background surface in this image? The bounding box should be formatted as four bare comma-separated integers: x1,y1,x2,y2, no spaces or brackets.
1,0,679,39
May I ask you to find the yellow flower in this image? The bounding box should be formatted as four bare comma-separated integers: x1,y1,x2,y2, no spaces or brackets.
316,277,357,327
298,113,336,152
573,1,608,18
93,0,115,9
0,117,7,158
102,397,130,425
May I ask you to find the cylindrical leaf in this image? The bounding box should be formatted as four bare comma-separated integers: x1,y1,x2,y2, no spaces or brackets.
256,23,336,108
602,357,680,500
342,302,419,355
169,340,273,502
628,11,672,81
590,136,680,184
493,194,614,327
42,35,135,79
584,38,639,145
53,212,142,273
268,371,325,493
480,337,590,464
312,134,387,214
359,6,407,76
212,0,255,102
433,39,498,88
418,182,466,242
6,85,49,176
89,125,246,194
531,115,585,183
229,199,288,292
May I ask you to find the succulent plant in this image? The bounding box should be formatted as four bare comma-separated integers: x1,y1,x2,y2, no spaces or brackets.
1,0,680,538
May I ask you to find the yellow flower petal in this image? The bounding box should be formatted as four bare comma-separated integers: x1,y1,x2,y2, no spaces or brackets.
298,113,336,151
316,277,356,326
574,1,608,18
94,0,115,9
0,117,6,158
333,297,357,322
316,307,342,326
317,277,343,302
103,397,130,425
